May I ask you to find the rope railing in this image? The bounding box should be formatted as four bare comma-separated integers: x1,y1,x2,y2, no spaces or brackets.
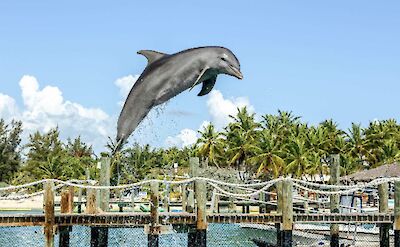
0,176,397,200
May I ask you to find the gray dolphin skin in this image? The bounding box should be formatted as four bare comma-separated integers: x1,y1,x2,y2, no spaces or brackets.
116,46,243,145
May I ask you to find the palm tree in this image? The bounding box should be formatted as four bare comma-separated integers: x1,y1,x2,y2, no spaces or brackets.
224,107,260,172
248,130,285,178
196,123,224,168
346,123,376,167
284,138,312,178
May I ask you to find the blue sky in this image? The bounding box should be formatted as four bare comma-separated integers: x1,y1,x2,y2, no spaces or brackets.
0,1,399,150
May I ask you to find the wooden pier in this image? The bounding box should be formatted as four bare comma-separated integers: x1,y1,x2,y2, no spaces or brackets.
0,156,399,247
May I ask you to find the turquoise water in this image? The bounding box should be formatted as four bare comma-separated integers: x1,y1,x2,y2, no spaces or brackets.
0,224,285,247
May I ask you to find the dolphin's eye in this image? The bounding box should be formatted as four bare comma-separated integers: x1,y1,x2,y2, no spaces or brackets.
221,57,227,62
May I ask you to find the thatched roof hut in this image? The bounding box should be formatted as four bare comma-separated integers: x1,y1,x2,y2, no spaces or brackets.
341,162,400,182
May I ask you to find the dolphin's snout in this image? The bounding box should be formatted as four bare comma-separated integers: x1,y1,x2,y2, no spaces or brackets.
230,66,243,80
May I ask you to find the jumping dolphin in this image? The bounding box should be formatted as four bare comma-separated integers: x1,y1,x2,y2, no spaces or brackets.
116,46,243,146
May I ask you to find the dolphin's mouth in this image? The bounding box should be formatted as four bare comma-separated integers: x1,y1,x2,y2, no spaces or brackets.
229,65,243,80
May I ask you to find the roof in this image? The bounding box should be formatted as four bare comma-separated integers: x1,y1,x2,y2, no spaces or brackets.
341,162,400,182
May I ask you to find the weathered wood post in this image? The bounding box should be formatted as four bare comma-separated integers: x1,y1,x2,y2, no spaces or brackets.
99,157,111,211
163,188,170,212
148,181,160,247
378,181,389,247
59,188,73,247
85,189,97,214
91,156,110,247
394,181,400,247
68,186,74,213
210,188,219,213
44,181,55,247
188,157,200,246
195,178,207,247
181,184,187,212
77,187,83,213
330,154,340,247
131,188,136,212
281,179,293,247
276,180,283,247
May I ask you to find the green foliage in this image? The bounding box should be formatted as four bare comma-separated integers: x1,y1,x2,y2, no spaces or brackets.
3,109,400,184
13,128,95,184
0,119,22,183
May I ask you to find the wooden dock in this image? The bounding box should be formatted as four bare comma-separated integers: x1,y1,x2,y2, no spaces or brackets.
1,156,399,247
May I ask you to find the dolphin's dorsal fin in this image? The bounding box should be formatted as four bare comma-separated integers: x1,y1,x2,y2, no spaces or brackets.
137,50,167,65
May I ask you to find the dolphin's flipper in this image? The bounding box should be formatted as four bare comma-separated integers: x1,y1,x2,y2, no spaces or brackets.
189,66,209,91
198,76,217,96
137,50,167,65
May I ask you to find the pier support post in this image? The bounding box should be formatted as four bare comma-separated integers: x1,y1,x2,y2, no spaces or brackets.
378,182,389,247
330,154,340,247
99,157,111,212
77,187,82,213
86,189,97,214
276,180,283,247
395,181,400,247
44,181,55,247
148,181,160,247
59,189,72,247
281,179,293,247
90,157,110,247
188,157,200,246
195,179,207,247
181,184,187,211
131,189,136,212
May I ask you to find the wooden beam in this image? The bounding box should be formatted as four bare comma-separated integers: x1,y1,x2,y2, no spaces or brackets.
85,189,97,214
395,181,400,247
195,179,207,247
378,181,390,247
44,181,55,247
330,154,340,247
148,181,160,247
59,189,70,247
0,213,395,227
281,179,293,247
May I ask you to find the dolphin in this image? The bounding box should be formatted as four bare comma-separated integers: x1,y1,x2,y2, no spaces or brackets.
116,46,243,145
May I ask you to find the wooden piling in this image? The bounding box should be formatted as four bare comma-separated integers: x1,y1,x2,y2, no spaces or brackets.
131,190,136,212
181,184,187,212
44,181,55,247
188,157,200,246
395,181,400,247
92,157,110,247
163,189,170,212
378,182,389,247
59,189,71,247
195,179,207,247
77,187,82,213
68,186,74,213
86,189,97,214
330,154,340,247
276,180,283,247
210,188,219,213
281,179,293,247
148,181,160,247
99,157,111,211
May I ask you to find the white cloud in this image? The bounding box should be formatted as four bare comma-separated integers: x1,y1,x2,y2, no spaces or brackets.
164,90,254,148
165,128,198,148
1,75,113,151
0,93,18,120
206,90,254,129
114,75,139,106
